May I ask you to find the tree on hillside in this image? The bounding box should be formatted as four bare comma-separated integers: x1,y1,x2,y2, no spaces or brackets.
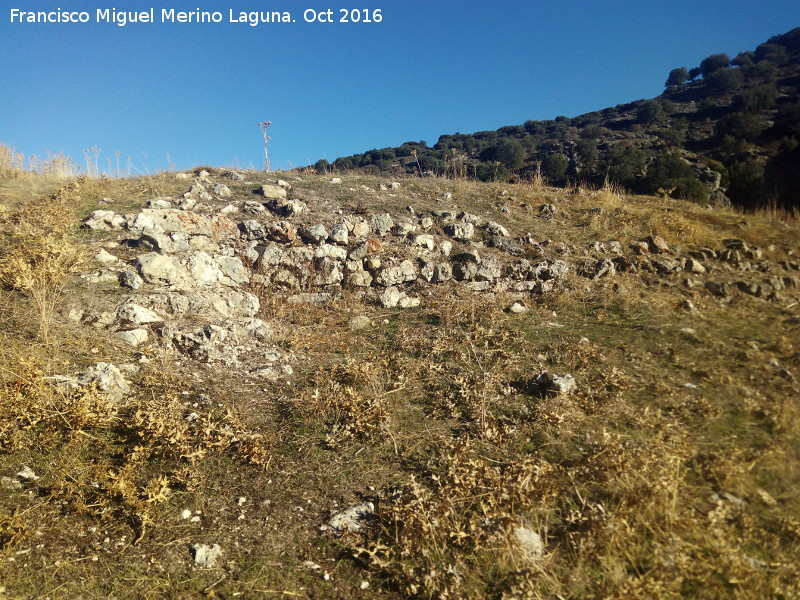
755,43,789,65
606,146,647,189
665,67,689,89
775,101,800,137
637,100,666,126
479,138,526,169
641,153,708,201
495,138,526,169
735,84,779,112
314,159,329,173
705,67,745,93
543,153,569,182
700,53,731,77
715,111,762,142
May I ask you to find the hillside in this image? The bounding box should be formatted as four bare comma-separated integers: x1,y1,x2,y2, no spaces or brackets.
323,27,800,212
0,169,798,598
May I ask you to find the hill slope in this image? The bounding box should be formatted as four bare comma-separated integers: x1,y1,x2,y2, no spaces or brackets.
0,169,798,598
323,27,800,212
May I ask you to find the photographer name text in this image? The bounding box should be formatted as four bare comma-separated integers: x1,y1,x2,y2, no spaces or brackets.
8,7,383,27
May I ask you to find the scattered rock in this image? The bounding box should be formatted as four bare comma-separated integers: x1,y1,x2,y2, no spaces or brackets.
349,315,372,330
514,526,545,562
370,213,394,236
119,271,144,291
116,329,149,347
646,235,670,254
136,253,188,287
259,185,287,200
443,222,475,242
299,224,329,244
77,363,130,401
117,303,163,325
83,210,125,230
509,300,529,314
191,543,222,568
535,371,576,396
326,502,374,534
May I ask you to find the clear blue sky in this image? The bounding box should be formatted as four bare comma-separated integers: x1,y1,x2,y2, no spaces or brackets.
1,1,797,172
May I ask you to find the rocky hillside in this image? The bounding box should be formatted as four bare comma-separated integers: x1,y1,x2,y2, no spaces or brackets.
0,170,798,598
324,28,800,212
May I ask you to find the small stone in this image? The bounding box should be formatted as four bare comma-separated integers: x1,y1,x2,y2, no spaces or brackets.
509,301,529,314
117,303,163,326
379,287,402,308
259,185,287,200
181,509,192,520
443,222,474,241
535,371,576,395
95,249,119,265
646,235,670,254
370,213,394,236
119,271,144,291
0,477,22,490
349,316,372,330
77,363,130,401
514,526,545,562
299,224,329,244
116,329,149,347
191,543,222,568
210,183,231,198
328,502,374,534
329,223,349,245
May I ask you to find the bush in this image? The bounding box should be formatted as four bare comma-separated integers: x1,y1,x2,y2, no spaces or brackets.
542,153,569,182
606,146,647,188
775,101,800,137
481,139,525,169
0,187,86,342
727,159,765,209
641,153,708,202
475,162,509,182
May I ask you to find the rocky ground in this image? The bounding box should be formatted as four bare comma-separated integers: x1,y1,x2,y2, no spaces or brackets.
0,170,798,599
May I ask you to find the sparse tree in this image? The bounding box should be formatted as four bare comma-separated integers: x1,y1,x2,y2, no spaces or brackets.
543,153,569,182
665,67,689,89
699,53,731,77
705,67,744,93
637,100,666,126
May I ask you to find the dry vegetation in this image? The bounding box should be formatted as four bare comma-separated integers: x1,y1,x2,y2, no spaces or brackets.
0,166,798,599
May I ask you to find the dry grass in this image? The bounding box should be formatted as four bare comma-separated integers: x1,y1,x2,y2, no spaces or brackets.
0,181,87,342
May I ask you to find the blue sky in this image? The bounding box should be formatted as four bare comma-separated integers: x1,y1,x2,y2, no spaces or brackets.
1,1,797,172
